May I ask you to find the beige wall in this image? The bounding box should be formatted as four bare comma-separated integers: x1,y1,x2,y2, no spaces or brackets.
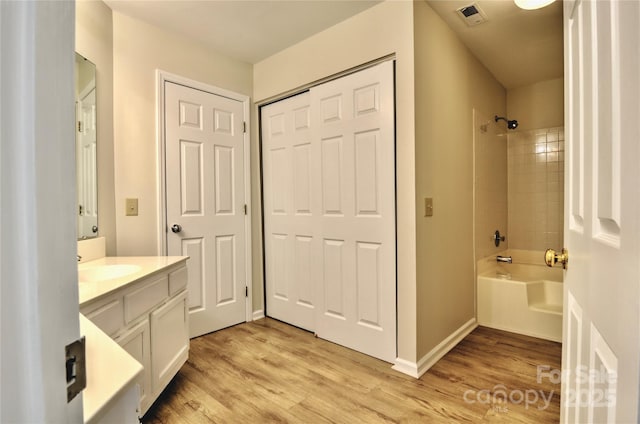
112,12,253,255
76,0,117,255
507,78,564,131
413,1,506,357
254,0,418,362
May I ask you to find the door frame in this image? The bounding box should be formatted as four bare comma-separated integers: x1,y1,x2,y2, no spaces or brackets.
1,0,83,420
156,70,253,324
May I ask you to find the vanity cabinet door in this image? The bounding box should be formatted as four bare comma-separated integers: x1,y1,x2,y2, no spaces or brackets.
150,290,189,396
116,318,151,417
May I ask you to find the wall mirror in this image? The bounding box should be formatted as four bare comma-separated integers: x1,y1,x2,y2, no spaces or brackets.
75,53,98,239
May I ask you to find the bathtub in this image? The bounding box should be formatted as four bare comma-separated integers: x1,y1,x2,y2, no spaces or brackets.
477,250,563,342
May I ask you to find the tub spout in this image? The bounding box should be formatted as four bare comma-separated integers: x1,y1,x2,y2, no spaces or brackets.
496,255,512,263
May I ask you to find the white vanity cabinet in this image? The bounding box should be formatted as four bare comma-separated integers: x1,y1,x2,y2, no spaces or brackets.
115,319,151,413
80,259,189,417
150,290,188,394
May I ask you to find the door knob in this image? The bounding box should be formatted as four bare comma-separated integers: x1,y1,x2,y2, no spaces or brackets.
544,248,568,269
171,224,182,233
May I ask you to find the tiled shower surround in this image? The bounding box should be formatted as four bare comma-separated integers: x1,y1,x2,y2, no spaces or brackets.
508,127,564,251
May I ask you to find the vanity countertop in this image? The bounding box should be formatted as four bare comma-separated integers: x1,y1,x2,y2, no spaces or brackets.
78,256,188,305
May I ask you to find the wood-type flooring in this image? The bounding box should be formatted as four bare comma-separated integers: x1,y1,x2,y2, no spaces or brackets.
143,318,561,423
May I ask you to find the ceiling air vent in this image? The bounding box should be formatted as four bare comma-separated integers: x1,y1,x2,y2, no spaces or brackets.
456,3,488,27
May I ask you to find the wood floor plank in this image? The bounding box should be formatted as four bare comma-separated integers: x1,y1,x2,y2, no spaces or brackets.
143,319,561,423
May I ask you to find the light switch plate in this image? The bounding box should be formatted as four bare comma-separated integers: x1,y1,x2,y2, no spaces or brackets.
424,197,433,217
125,198,138,216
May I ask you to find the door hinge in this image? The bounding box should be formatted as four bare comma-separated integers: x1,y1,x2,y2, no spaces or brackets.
244,204,247,215
245,286,248,297
65,336,87,403
78,121,82,133
243,122,247,133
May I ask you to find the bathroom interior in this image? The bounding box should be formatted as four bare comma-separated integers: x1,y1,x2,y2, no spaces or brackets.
71,0,566,421
475,105,565,343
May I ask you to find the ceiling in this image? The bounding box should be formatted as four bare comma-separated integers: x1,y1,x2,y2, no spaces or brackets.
103,0,382,64
426,0,563,89
104,0,563,89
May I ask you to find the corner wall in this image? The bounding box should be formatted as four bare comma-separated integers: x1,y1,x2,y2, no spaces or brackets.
76,0,117,255
413,0,506,359
111,12,253,255
253,0,418,363
507,78,564,131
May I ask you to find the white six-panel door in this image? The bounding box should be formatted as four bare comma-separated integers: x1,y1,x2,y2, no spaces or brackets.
165,81,247,338
562,1,640,422
262,61,397,362
262,91,317,332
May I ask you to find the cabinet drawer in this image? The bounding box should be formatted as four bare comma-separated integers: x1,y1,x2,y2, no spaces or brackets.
84,298,124,337
169,266,188,296
124,275,169,324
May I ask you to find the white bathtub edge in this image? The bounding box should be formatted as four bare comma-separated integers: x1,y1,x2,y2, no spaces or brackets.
393,318,477,379
477,275,563,342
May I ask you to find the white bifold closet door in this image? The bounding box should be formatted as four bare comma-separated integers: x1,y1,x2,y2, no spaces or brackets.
262,61,396,362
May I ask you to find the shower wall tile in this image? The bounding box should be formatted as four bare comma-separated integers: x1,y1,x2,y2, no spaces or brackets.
508,127,564,252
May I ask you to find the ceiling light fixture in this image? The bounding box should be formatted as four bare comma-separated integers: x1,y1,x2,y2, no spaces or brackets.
514,0,555,10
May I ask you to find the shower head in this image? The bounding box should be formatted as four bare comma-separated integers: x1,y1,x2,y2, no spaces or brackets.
495,115,518,130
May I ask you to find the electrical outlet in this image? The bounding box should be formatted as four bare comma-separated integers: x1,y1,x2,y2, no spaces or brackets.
125,198,138,216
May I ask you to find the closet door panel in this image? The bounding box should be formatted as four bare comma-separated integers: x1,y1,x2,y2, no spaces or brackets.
261,61,396,363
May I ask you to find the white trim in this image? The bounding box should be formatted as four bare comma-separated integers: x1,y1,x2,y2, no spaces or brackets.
391,358,421,379
155,71,168,256
255,54,395,107
242,96,253,323
155,70,253,323
252,310,266,321
393,318,477,378
472,108,479,321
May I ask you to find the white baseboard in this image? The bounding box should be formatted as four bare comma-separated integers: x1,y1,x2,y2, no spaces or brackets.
393,318,478,379
252,310,265,321
392,358,421,378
